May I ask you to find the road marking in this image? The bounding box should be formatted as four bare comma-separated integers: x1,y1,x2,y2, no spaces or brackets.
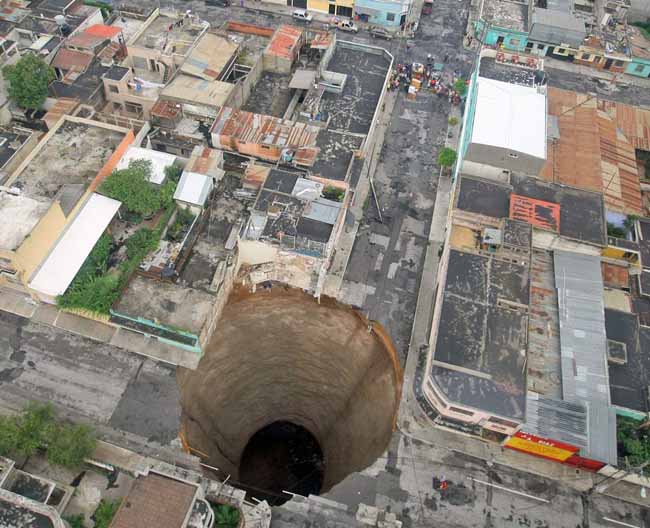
468,477,550,503
603,518,641,528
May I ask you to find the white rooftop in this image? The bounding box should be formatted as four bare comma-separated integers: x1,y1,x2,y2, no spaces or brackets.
471,76,547,161
29,193,121,298
116,146,177,185
174,171,213,207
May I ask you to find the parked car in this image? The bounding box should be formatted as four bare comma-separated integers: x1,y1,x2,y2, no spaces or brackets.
337,19,359,33
292,9,313,23
369,26,393,40
205,0,231,5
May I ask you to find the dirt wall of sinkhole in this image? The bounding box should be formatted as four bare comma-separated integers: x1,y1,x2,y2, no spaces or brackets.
177,284,402,491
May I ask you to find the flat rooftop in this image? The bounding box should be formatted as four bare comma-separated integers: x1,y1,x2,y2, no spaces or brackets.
0,128,31,170
11,120,126,200
319,44,391,135
478,57,538,87
0,497,54,528
606,308,650,413
455,174,607,246
114,275,215,336
311,129,363,182
162,74,234,108
131,13,205,53
430,248,529,421
482,0,529,32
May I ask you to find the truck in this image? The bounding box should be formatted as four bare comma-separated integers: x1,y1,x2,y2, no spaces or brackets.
422,0,433,15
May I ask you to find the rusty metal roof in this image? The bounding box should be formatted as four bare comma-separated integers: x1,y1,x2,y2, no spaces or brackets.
510,193,560,232
266,24,302,59
51,48,93,71
540,87,644,215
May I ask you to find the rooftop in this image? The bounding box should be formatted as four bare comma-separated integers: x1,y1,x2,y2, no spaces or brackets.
116,146,176,185
310,129,363,182
10,119,127,200
242,71,292,117
318,43,391,135
114,275,215,336
540,87,649,215
430,248,530,421
110,472,198,528
481,0,529,32
529,8,586,49
0,497,55,528
265,24,302,60
180,32,238,81
455,174,607,246
131,12,207,55
162,74,234,108
0,127,32,171
48,59,111,103
470,76,547,161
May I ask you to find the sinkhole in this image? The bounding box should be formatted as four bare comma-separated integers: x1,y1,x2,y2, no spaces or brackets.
177,284,402,501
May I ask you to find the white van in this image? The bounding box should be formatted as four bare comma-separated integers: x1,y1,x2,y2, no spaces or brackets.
292,9,313,23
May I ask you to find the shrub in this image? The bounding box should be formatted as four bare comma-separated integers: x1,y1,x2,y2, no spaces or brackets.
63,515,85,528
617,416,650,471
93,499,121,528
322,186,345,202
453,78,468,96
448,116,459,126
47,424,96,469
437,147,457,168
3,54,55,109
213,504,240,528
15,402,56,458
164,162,183,183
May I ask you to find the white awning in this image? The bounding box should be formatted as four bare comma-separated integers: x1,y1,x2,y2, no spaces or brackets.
29,193,121,298
116,146,177,185
174,170,213,207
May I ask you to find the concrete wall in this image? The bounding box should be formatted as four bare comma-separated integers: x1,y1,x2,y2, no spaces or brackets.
464,142,545,177
227,54,264,110
626,57,650,78
628,0,650,23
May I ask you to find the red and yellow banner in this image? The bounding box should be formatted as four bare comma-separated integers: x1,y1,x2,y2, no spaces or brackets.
505,432,579,462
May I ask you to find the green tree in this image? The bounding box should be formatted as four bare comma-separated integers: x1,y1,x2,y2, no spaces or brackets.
3,54,55,109
437,147,457,168
99,160,161,216
93,499,121,528
164,162,183,183
15,402,55,457
213,504,240,528
47,424,96,469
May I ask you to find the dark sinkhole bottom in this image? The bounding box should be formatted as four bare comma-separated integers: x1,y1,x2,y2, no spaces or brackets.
239,421,324,504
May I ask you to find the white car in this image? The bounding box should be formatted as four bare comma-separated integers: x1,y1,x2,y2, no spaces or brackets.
292,9,313,23
337,19,359,33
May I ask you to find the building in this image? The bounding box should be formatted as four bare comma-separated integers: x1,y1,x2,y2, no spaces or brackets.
0,116,132,297
460,75,547,178
116,145,177,185
353,0,411,29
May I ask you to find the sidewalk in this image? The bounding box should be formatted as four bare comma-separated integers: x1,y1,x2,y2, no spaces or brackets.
0,287,201,369
543,55,650,89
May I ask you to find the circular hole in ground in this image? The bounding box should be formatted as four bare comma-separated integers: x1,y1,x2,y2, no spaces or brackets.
239,421,324,502
178,284,402,501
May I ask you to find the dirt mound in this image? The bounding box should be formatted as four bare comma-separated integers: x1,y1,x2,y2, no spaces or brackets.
178,284,402,493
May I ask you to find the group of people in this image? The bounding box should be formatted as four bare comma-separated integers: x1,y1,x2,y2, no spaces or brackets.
387,54,465,105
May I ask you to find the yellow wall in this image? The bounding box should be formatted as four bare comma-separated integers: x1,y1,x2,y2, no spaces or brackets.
14,202,66,284
602,246,639,263
308,0,354,12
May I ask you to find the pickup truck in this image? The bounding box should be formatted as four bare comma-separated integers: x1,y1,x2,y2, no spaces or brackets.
337,20,359,33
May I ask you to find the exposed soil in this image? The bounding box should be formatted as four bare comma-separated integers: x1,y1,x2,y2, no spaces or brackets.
177,283,402,494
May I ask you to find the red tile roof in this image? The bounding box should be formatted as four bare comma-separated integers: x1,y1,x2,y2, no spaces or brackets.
51,48,93,71
84,24,122,39
110,473,197,528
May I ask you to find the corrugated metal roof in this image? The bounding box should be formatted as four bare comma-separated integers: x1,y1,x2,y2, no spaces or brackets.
266,25,302,59
522,393,589,451
530,9,586,48
180,33,238,81
554,250,617,465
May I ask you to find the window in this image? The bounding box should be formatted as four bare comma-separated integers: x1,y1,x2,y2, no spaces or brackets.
635,64,645,73
537,43,545,50
386,12,395,21
108,84,119,94
581,53,591,60
508,153,519,159
124,101,143,115
614,60,624,67
557,48,566,53
488,416,517,428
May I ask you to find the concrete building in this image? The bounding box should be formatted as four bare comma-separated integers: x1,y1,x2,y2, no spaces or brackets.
460,75,547,178
0,116,132,296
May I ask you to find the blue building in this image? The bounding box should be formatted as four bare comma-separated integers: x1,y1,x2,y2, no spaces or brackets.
353,0,410,29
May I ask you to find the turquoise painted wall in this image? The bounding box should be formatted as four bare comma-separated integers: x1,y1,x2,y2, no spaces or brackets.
626,57,650,78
